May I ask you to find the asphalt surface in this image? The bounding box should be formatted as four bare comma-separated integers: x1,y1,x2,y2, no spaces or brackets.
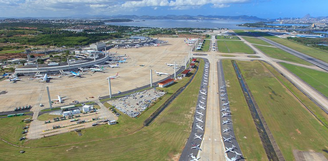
218,60,244,161
258,37,328,72
179,58,209,161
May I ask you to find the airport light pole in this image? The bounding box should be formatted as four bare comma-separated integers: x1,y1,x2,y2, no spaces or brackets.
107,77,112,99
150,69,153,87
174,61,176,80
46,86,52,109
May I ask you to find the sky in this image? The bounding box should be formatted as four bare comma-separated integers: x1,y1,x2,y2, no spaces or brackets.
0,0,326,19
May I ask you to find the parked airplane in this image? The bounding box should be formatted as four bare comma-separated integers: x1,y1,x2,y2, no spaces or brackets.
107,73,119,79
233,151,242,156
95,64,108,68
190,153,200,161
191,144,202,151
226,154,240,161
154,70,169,76
199,100,205,104
194,134,202,140
223,102,230,106
225,144,236,153
196,124,204,131
70,71,81,77
221,107,229,112
39,74,55,83
52,95,67,103
223,136,233,143
200,91,207,95
9,76,21,83
118,59,126,63
196,111,204,116
166,63,174,67
221,93,226,97
220,85,225,89
109,64,119,68
222,119,231,125
198,105,206,110
78,67,88,72
90,67,104,73
222,112,231,117
223,128,231,133
196,117,203,123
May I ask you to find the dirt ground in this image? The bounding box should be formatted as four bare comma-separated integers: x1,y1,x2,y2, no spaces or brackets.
0,38,190,112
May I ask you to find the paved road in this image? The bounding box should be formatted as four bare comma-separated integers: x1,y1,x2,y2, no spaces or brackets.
199,36,226,161
258,37,328,72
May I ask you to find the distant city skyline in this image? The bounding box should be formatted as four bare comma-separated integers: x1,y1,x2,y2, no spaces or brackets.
0,0,326,19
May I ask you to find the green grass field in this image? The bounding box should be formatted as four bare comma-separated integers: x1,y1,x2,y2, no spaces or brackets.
255,45,312,65
0,49,25,54
242,37,271,46
217,40,254,54
222,60,268,161
0,116,30,145
0,60,204,160
238,60,328,160
216,35,240,40
265,37,328,63
280,62,328,98
197,40,210,52
217,40,230,53
37,113,61,121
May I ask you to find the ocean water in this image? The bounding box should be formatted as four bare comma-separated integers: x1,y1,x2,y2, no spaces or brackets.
105,19,256,29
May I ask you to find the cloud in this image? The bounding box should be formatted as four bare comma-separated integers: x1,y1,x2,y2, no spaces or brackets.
0,0,251,17
121,0,249,10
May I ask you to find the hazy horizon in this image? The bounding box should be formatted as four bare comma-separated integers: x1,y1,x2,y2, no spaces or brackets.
0,0,326,19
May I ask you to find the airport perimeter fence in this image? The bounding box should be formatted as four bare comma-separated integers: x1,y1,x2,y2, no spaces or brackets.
143,60,200,126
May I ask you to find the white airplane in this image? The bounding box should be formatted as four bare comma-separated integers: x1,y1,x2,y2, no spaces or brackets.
196,124,203,131
233,151,242,156
194,134,202,140
221,93,226,97
95,64,108,68
39,74,55,82
90,66,105,73
222,112,231,117
9,77,21,83
201,96,206,100
190,153,200,161
199,100,205,104
191,144,202,151
52,95,67,103
200,91,207,95
166,63,174,67
221,107,229,112
222,119,231,125
220,89,225,93
109,64,119,68
196,117,203,123
223,128,231,133
223,102,230,106
223,136,234,143
196,111,204,116
226,154,240,161
225,144,236,153
220,85,225,89
107,73,119,79
154,70,169,76
78,67,88,72
198,105,206,110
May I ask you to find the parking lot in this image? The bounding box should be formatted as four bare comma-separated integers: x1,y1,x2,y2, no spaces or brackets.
107,88,165,118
